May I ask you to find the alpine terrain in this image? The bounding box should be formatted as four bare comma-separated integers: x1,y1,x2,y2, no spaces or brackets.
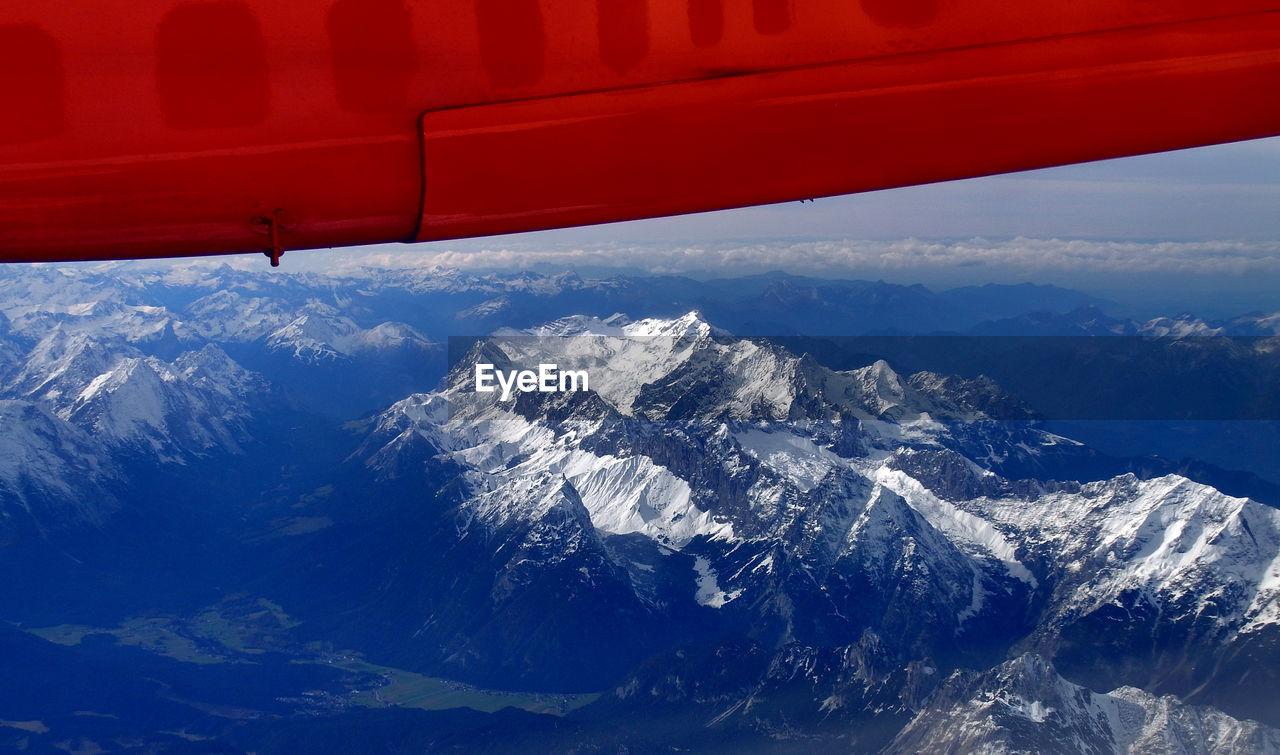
0,262,1277,753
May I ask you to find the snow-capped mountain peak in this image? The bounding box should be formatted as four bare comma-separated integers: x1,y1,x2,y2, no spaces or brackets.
888,654,1280,754
266,310,436,363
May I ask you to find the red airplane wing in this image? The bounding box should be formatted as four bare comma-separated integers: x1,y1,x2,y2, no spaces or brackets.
2,1,1279,262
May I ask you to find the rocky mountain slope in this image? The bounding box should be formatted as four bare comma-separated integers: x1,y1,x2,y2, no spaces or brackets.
318,311,1280,747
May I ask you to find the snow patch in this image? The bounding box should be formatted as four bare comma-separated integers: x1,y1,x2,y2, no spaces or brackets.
693,556,742,608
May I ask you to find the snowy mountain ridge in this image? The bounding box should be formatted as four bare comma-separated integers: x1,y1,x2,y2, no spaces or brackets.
358,313,1280,666
888,654,1280,754
4,330,262,462
451,312,1031,424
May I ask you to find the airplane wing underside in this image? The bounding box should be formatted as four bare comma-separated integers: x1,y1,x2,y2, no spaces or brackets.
2,1,1279,262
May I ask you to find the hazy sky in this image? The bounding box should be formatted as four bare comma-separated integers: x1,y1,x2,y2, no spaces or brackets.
463,135,1280,245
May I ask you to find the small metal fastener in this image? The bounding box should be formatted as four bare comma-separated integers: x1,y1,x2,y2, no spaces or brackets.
249,209,293,267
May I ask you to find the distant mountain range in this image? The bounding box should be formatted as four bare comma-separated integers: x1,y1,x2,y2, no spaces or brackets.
1,264,1278,752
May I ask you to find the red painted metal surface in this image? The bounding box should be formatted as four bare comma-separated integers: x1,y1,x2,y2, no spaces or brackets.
1,1,1279,262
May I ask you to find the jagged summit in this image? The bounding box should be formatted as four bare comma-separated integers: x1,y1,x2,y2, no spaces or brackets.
443,312,1032,425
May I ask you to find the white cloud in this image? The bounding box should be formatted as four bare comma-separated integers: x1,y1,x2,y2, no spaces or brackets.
309,238,1280,280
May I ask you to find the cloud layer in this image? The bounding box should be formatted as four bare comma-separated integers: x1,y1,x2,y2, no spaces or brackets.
319,238,1280,280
